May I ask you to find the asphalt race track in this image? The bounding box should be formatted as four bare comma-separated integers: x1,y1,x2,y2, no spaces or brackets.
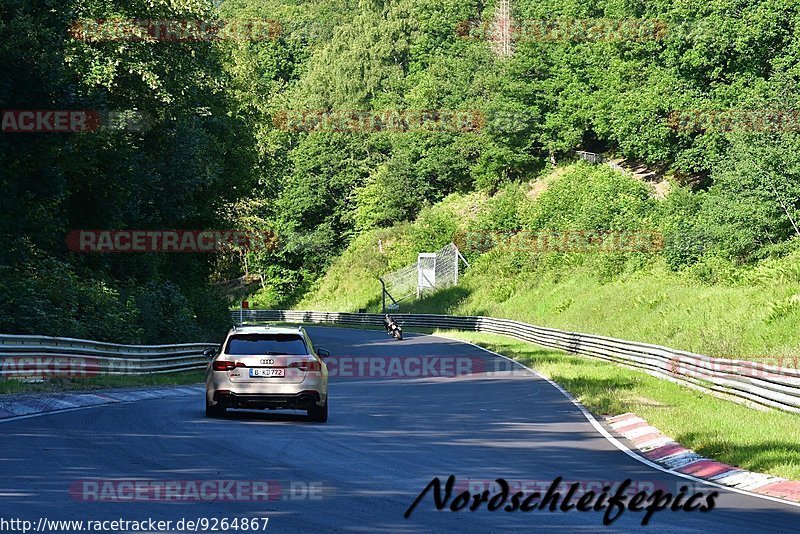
1,326,799,533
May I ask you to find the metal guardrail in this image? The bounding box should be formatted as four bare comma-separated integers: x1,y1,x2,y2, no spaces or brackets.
0,334,218,377
232,309,800,414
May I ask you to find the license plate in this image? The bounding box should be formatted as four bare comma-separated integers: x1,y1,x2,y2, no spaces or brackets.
250,368,285,378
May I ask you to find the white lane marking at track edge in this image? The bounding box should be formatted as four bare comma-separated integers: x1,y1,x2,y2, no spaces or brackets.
0,400,141,424
0,387,203,424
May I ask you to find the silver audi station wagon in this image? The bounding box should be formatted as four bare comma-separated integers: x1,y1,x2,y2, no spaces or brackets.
205,325,329,422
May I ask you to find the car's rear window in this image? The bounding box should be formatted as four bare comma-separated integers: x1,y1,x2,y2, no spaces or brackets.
225,334,308,356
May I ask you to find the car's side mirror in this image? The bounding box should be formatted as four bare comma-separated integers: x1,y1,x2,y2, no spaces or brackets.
203,348,217,358
318,348,331,358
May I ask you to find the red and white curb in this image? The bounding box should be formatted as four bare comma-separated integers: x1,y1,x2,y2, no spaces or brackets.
608,412,800,502
0,386,203,422
432,333,800,509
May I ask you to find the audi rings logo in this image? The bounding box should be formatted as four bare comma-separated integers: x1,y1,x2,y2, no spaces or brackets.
260,359,274,365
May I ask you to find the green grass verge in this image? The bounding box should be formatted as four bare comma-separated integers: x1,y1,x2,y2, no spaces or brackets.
0,370,205,395
408,259,800,364
299,255,800,364
293,164,800,364
434,329,800,481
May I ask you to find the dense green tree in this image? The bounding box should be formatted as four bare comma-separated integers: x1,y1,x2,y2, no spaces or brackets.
5,0,800,327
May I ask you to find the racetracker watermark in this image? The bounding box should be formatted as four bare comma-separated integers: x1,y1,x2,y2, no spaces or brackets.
0,356,101,379
1,110,147,132
455,18,668,42
669,355,800,381
453,229,664,254
273,110,485,133
66,230,278,253
667,109,800,132
325,356,490,378
70,18,282,42
69,480,322,502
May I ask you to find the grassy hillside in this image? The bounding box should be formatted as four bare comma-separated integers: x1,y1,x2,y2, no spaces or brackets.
292,162,800,363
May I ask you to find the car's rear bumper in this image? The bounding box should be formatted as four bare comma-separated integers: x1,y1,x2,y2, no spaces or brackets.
213,390,322,410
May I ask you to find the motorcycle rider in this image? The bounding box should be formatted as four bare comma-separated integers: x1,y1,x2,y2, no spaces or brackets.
383,314,394,334
384,313,402,340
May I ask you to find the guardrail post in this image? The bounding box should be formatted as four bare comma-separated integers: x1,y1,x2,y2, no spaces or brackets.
380,277,386,313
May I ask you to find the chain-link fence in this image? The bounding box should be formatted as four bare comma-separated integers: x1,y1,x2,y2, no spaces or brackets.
379,263,418,306
379,243,465,310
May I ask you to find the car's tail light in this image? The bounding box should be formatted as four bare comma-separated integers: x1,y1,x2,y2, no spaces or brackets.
289,361,321,372
212,360,245,371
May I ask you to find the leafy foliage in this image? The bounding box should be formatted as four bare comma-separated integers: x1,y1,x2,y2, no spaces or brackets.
6,0,800,336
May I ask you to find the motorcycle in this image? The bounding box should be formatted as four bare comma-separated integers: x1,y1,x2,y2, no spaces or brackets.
384,315,403,341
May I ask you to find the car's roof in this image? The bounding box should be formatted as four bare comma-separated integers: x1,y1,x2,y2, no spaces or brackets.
227,325,304,336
